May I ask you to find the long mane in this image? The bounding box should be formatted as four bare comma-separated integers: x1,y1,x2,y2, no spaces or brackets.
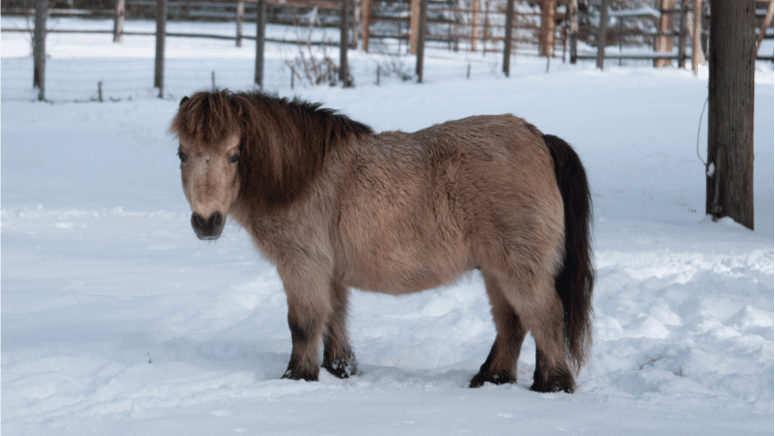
170,89,373,212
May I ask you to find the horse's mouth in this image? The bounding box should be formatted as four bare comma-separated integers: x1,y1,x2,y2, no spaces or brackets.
195,233,221,241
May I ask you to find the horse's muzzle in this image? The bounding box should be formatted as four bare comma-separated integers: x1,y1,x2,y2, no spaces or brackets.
191,212,224,240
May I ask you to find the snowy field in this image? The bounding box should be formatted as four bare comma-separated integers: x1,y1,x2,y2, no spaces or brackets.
2,18,774,435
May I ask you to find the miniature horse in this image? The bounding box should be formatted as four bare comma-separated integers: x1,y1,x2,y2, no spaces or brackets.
170,90,594,393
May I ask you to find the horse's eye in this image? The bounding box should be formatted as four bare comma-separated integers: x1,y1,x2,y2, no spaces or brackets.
178,151,188,164
229,153,239,164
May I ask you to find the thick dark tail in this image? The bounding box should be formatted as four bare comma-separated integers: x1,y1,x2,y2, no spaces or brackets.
543,134,595,373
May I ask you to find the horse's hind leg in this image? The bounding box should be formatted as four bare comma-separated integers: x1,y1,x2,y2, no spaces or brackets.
322,281,357,378
470,271,527,388
476,270,575,393
503,276,575,394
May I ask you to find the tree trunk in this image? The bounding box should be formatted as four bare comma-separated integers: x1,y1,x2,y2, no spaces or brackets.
706,0,756,230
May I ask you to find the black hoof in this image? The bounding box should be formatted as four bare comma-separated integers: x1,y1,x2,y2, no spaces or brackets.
469,370,515,388
530,368,575,393
322,354,357,379
281,368,319,382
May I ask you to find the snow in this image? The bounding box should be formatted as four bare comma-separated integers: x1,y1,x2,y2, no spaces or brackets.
2,17,774,435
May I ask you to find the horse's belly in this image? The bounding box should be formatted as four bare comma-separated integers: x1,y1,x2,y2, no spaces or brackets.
341,243,475,295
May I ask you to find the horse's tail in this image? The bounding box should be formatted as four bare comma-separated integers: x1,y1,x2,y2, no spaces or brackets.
544,134,594,373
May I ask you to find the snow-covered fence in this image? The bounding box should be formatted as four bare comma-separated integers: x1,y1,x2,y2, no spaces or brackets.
570,0,774,69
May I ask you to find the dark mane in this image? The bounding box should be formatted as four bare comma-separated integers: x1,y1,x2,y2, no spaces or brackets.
170,89,373,212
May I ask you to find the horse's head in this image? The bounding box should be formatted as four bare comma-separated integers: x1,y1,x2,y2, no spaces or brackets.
171,94,243,241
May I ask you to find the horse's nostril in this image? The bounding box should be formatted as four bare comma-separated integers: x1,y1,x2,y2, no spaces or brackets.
210,212,223,229
191,213,207,230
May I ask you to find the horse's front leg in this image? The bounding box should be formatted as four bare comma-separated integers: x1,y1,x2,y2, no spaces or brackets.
279,264,332,382
322,281,357,378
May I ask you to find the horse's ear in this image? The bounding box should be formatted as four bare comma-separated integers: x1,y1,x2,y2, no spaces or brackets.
179,96,189,107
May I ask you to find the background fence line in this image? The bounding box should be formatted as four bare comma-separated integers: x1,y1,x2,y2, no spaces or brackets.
2,0,773,102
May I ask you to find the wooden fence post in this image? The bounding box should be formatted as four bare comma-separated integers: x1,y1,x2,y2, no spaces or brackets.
113,0,125,42
678,0,687,68
655,0,675,67
471,0,479,52
539,0,557,57
340,0,351,86
410,0,420,54
503,0,515,76
691,0,706,75
706,0,755,229
255,0,266,88
596,0,609,70
416,0,427,82
33,0,48,101
154,0,166,98
362,0,371,51
236,0,244,47
569,0,578,63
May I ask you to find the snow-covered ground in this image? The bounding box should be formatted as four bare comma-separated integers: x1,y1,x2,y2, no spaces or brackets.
2,17,774,435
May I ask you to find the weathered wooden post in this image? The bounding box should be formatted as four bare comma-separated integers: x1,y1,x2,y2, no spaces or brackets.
569,0,578,63
154,0,167,98
691,0,706,75
340,0,351,86
655,0,675,67
471,0,479,51
416,0,427,82
502,0,515,76
255,0,266,88
757,0,774,52
362,0,372,51
678,0,687,68
706,0,756,229
410,0,420,54
33,0,48,101
539,0,557,57
236,0,245,47
113,0,125,42
596,0,609,70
